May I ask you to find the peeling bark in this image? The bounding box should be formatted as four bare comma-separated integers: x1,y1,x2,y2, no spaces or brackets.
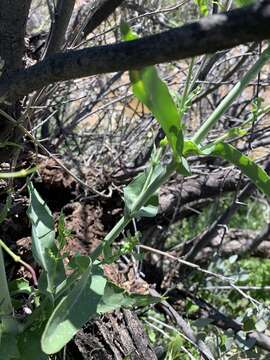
74,309,158,360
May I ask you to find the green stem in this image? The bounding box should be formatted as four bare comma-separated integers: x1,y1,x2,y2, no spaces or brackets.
179,57,195,119
0,166,37,179
92,161,176,260
192,43,270,145
0,239,38,286
0,247,13,316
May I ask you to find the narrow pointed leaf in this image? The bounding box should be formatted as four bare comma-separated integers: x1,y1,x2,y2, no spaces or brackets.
121,23,183,158
124,163,165,217
27,182,65,294
203,142,270,197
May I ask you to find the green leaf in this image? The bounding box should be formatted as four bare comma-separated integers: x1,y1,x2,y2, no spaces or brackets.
175,156,191,176
17,326,48,360
8,278,32,296
194,0,208,15
235,0,255,7
0,166,37,179
120,21,138,41
98,282,160,313
132,67,183,158
27,182,66,295
41,261,107,354
56,210,70,251
183,140,270,197
202,142,270,197
0,332,20,360
124,163,165,218
121,23,183,159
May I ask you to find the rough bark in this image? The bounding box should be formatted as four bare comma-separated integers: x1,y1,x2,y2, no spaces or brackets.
1,1,270,101
0,0,31,72
73,309,158,360
45,0,76,56
83,0,125,37
0,0,31,157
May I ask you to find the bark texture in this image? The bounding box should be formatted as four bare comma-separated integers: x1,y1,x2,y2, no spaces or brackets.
1,1,270,101
0,0,31,156
74,309,158,360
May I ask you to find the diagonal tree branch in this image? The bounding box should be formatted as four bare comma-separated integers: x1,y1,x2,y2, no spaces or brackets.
45,0,76,57
83,0,125,37
1,1,270,101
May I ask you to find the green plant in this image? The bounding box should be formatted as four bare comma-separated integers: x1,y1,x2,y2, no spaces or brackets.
1,22,270,358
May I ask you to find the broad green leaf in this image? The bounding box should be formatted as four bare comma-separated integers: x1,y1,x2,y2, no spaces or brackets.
202,142,270,197
124,163,165,217
27,182,66,295
41,261,107,354
121,23,183,159
98,282,160,313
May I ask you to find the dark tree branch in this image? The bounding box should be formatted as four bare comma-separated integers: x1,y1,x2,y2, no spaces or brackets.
0,0,31,148
83,0,125,37
1,1,270,101
158,167,243,221
150,289,215,360
240,223,270,256
0,0,31,72
45,0,76,57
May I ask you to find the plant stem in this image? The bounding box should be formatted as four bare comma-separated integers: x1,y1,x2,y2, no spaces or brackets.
0,239,38,286
192,43,270,145
0,247,13,316
92,161,176,260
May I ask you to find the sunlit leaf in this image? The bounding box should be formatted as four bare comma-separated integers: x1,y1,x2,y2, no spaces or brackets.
194,0,208,15
184,140,270,197
203,142,270,197
27,182,66,295
121,23,183,159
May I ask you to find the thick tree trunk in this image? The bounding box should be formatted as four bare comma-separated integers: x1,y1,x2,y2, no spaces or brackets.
0,0,31,161
73,309,158,360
